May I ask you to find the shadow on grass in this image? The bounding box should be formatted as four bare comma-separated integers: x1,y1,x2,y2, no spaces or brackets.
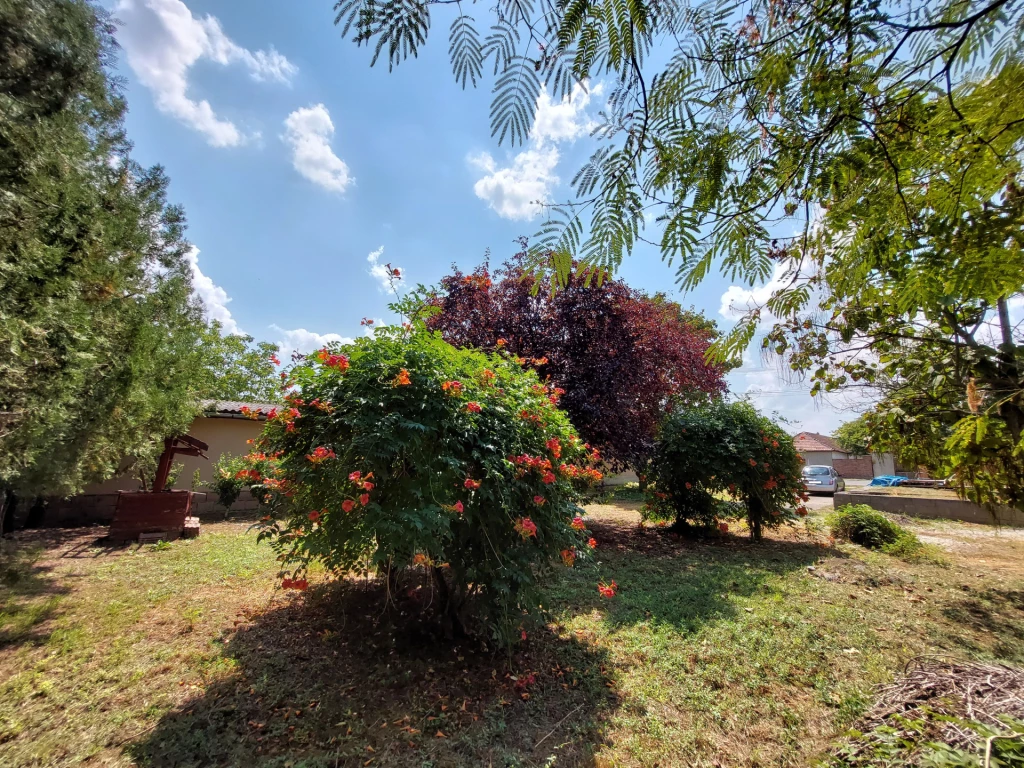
129,579,618,768
0,539,72,647
550,519,841,633
940,587,1024,663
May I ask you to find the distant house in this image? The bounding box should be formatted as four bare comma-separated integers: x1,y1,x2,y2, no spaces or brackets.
793,432,851,467
792,431,896,479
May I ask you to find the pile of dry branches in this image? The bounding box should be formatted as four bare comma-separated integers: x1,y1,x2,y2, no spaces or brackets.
835,656,1024,764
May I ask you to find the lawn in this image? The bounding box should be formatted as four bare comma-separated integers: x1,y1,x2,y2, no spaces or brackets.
1,503,1023,767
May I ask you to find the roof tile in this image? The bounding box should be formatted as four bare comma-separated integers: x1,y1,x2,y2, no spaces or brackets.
792,432,848,454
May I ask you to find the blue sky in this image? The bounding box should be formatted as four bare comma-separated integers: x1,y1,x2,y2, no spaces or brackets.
108,0,872,433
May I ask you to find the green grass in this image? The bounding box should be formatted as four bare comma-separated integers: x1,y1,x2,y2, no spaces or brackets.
1,510,1023,767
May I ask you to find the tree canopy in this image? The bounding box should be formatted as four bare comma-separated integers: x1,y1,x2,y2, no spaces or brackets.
334,0,1022,299
832,417,872,456
199,322,283,404
413,251,727,470
0,0,207,498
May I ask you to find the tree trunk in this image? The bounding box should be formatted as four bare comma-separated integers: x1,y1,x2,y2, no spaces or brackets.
996,296,1022,443
1,490,17,536
748,498,764,541
431,565,466,638
25,497,46,529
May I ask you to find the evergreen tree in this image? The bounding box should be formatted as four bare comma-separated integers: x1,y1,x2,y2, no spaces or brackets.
1,0,207,505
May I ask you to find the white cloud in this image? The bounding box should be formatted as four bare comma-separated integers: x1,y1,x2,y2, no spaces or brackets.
184,247,240,334
115,0,296,146
468,145,560,221
468,82,602,221
366,246,404,292
531,82,602,143
269,324,354,355
718,257,822,326
283,104,353,192
719,263,793,323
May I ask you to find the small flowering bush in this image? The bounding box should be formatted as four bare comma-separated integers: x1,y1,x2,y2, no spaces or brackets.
237,328,603,644
644,400,806,539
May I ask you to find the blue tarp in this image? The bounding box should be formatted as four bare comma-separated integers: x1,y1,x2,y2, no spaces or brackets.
869,475,907,487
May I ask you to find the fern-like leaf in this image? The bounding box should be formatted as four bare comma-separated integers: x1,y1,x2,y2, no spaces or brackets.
449,15,483,88
491,55,542,145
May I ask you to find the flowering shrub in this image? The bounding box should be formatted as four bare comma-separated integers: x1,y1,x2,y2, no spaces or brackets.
643,400,805,539
237,329,603,643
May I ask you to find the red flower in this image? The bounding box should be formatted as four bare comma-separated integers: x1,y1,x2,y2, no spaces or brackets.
391,267,401,277
359,493,370,506
514,517,538,539
749,458,758,467
588,537,597,548
597,581,617,598
441,380,464,395
763,478,778,490
560,549,576,567
684,482,692,490
349,471,362,482
464,478,481,490
465,401,482,413
533,495,546,506
360,317,374,326
306,446,336,464
392,368,411,386
521,629,527,640
772,440,780,448
315,348,350,372
497,338,507,347
342,499,355,513
541,471,556,484
269,354,281,365
718,522,729,533
363,481,375,491
453,500,464,514
571,516,586,531
546,437,562,458
308,510,320,522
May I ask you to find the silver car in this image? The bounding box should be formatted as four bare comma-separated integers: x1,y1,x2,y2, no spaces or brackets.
802,465,846,495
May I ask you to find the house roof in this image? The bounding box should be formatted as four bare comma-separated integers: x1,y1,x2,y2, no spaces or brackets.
792,432,849,454
201,400,279,418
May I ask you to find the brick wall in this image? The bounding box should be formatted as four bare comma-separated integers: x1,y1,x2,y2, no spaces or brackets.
833,456,873,479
